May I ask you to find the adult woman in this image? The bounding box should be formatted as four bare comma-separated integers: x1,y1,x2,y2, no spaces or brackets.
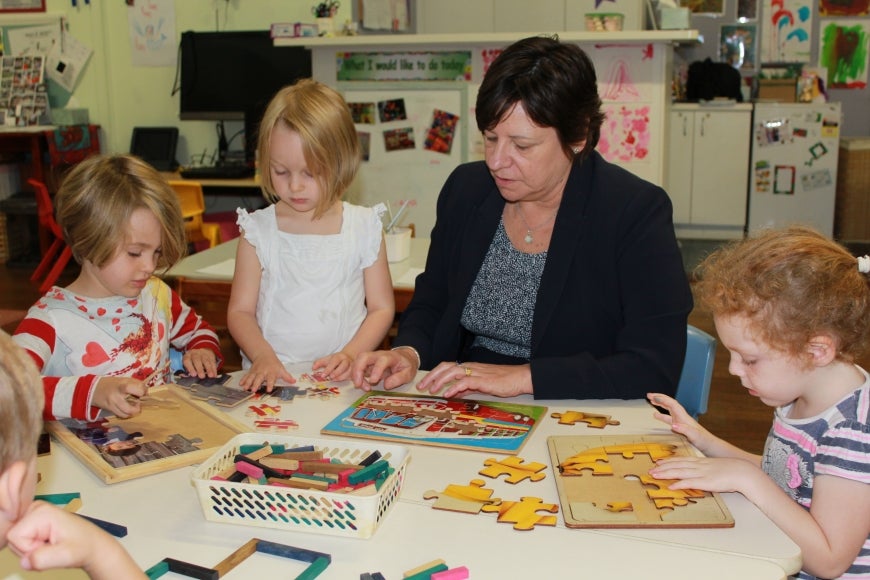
351,35,692,399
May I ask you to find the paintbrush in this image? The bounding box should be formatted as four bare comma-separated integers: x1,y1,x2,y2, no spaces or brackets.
385,199,410,234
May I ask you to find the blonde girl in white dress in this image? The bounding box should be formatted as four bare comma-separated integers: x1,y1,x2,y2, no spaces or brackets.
228,80,394,391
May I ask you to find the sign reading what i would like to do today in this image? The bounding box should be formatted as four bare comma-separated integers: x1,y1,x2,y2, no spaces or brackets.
337,51,471,81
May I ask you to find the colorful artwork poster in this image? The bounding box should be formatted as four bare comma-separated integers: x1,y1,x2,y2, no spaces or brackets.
821,0,869,16
423,108,459,154
598,104,651,164
349,101,376,124
321,390,548,454
720,24,758,69
377,98,407,122
820,20,870,89
383,127,415,152
760,0,813,63
597,44,654,102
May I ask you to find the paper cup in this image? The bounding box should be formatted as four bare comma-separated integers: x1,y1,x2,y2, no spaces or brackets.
385,227,412,262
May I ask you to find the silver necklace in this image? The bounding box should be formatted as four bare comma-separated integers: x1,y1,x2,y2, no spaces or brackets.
516,204,557,244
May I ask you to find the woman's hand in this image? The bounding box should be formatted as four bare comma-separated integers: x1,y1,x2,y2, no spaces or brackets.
351,348,418,391
416,362,532,398
182,348,219,379
93,377,146,418
238,352,295,392
313,351,353,382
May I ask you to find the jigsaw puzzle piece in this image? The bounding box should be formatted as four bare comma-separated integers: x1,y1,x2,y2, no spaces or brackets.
558,447,612,476
603,442,677,461
550,410,620,428
479,456,547,484
423,479,500,514
638,474,707,509
481,496,558,530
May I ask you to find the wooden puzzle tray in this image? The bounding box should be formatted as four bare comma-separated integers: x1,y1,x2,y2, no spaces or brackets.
547,434,734,528
46,385,247,484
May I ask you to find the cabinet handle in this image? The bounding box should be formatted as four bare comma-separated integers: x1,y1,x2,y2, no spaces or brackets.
682,115,688,137
700,115,706,137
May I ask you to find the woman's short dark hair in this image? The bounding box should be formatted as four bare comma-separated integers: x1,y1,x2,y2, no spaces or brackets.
476,35,605,158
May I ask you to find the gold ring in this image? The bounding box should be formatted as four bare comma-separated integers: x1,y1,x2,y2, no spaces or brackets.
464,366,472,377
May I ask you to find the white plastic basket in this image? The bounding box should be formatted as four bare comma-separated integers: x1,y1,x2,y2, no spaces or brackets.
190,433,409,539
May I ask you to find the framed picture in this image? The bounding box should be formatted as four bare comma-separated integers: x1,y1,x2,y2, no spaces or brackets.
0,0,46,12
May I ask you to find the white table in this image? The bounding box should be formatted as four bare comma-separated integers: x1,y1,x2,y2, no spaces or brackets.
0,377,800,579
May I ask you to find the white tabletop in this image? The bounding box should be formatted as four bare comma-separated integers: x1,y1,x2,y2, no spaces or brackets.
164,237,430,290
1,373,800,579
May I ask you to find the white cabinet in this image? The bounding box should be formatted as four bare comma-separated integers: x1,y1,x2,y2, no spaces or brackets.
666,104,752,239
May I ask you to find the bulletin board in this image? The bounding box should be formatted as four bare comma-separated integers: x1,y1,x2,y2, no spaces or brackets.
0,13,68,112
341,82,468,238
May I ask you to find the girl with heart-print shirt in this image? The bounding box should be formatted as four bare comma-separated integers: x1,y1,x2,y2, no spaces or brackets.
13,155,222,421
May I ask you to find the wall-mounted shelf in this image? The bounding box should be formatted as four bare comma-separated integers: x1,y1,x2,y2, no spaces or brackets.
274,30,701,48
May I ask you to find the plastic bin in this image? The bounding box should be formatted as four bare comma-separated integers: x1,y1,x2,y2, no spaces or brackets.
190,433,409,539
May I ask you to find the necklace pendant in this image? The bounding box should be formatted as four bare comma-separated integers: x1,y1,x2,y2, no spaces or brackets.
524,231,534,244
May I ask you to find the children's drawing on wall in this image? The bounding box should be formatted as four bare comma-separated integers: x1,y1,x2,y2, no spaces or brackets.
774,165,796,194
801,169,833,191
378,98,408,122
821,0,869,16
60,418,204,469
358,131,371,161
760,0,813,63
383,127,415,152
597,104,651,164
350,102,376,124
423,109,459,154
481,48,503,76
756,117,793,147
820,20,870,89
755,161,772,193
597,44,653,102
127,0,176,67
720,24,758,69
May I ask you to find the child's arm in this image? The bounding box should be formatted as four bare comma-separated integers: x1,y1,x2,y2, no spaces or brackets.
7,501,146,580
314,239,395,381
647,393,760,463
651,457,870,578
165,284,222,379
227,236,295,391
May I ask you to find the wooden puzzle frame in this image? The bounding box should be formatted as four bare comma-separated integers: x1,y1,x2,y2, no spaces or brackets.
547,434,734,528
46,385,247,484
321,390,547,454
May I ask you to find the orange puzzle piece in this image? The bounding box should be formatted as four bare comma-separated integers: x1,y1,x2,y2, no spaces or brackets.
479,456,547,484
639,474,707,509
481,496,558,530
423,479,501,514
551,411,620,428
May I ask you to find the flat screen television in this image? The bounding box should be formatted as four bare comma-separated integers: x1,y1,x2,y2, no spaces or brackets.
178,30,312,163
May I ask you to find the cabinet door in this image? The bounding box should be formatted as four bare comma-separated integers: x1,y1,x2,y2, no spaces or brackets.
690,111,751,226
666,111,694,224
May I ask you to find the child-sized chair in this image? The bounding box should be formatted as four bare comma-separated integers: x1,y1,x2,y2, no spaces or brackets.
28,179,72,294
675,324,717,419
167,180,221,250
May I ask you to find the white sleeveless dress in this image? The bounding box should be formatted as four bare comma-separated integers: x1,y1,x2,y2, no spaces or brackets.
236,202,385,367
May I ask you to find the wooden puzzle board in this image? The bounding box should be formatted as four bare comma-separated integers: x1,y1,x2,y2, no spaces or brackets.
46,385,247,484
547,434,734,528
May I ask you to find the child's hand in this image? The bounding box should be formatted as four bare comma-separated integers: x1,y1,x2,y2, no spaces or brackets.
183,348,219,379
93,377,146,418
239,352,295,392
7,501,145,579
649,455,763,495
313,351,353,382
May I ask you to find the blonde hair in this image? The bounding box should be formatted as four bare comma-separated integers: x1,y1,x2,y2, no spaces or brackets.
55,154,188,271
256,79,361,218
694,225,870,362
0,330,44,472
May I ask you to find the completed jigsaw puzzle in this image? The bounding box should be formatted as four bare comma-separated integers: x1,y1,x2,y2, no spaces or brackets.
547,434,734,528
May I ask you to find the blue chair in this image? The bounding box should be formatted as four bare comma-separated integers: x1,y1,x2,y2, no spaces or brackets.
675,325,717,418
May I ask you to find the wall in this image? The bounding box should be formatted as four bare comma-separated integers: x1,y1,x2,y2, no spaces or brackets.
674,1,870,137
38,0,352,164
